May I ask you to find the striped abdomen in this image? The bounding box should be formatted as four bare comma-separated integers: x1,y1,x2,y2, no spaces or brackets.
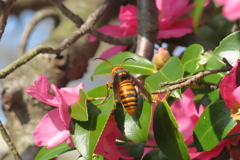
119,80,137,116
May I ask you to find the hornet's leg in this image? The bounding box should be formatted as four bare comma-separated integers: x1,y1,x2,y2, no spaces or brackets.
96,82,112,105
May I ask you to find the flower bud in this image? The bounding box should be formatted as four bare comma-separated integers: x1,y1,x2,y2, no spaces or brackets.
153,47,171,70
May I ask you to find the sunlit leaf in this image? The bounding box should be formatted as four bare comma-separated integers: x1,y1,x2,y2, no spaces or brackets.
71,85,114,160
213,31,240,66
194,100,237,151
70,89,88,121
91,52,156,79
35,142,74,160
181,44,206,75
146,56,183,98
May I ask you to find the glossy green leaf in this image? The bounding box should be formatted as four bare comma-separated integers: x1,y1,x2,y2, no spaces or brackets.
114,94,152,143
201,89,220,107
142,149,169,160
204,53,226,84
194,100,237,151
71,85,114,160
35,142,74,160
213,31,240,66
181,44,206,75
70,89,88,121
91,52,156,79
204,32,240,83
118,142,144,159
153,101,190,160
146,56,183,98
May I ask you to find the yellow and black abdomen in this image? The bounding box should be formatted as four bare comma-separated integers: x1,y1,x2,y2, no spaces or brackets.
119,80,137,116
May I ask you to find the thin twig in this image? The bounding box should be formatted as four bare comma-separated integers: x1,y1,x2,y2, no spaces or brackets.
50,0,83,27
152,60,232,95
0,0,16,39
18,8,59,57
0,0,112,79
90,30,136,46
0,120,22,160
50,0,133,46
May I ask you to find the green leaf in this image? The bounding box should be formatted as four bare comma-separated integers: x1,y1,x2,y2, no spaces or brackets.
71,85,114,160
35,142,74,160
201,89,220,107
146,56,183,98
193,0,207,31
114,95,152,143
204,32,240,83
70,89,88,121
194,100,237,151
91,52,156,79
153,101,190,160
118,143,144,159
142,149,169,160
213,31,240,66
181,44,206,75
204,53,226,84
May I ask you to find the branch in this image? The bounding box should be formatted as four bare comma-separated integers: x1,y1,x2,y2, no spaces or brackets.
18,8,59,57
50,0,83,27
0,120,22,160
0,0,112,79
0,0,16,39
136,0,159,60
152,59,232,95
50,0,133,46
91,30,136,46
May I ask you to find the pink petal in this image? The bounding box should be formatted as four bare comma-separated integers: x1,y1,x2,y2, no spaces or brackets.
171,89,197,138
25,75,60,107
119,5,137,23
51,83,84,127
88,34,97,42
97,25,126,38
233,87,240,105
190,142,226,160
220,60,239,109
158,17,192,39
33,109,70,149
95,116,133,159
100,45,128,59
216,0,240,21
157,0,189,19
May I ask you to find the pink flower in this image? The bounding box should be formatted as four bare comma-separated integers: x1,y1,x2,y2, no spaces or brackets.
143,88,240,159
26,75,133,159
26,75,84,148
220,60,240,110
91,0,193,59
216,0,240,21
95,115,133,160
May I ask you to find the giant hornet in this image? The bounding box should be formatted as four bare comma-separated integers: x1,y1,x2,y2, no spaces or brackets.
94,58,151,116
